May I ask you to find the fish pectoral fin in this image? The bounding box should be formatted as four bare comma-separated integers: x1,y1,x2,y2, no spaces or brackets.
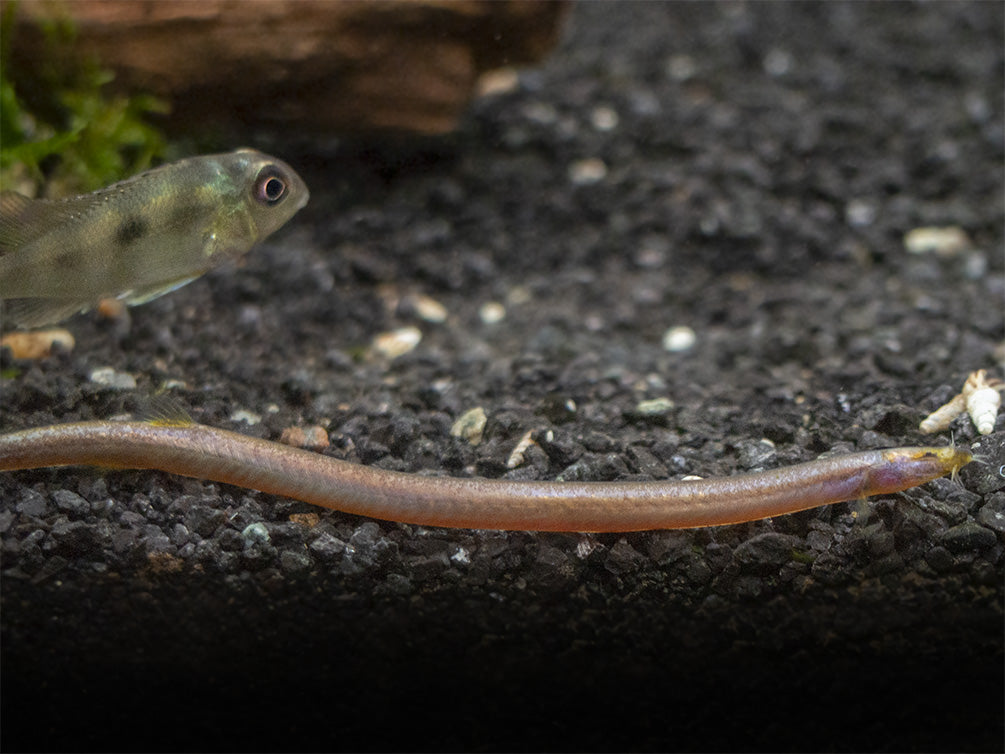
2,297,94,328
1,274,203,328
204,211,258,262
120,276,200,306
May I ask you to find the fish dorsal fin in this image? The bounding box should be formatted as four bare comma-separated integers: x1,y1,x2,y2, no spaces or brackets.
0,189,124,255
0,192,46,254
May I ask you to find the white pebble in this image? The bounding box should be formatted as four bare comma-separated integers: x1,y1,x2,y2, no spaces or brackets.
635,397,675,416
590,106,619,131
476,68,519,97
241,523,270,544
230,409,262,425
904,226,972,257
568,157,607,185
451,407,487,446
413,295,448,323
479,301,507,324
372,326,422,359
88,366,136,390
662,325,696,352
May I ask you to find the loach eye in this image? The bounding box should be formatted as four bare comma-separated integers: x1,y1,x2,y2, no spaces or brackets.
254,167,288,206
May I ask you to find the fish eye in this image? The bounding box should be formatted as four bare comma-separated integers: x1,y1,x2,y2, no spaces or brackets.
254,167,288,206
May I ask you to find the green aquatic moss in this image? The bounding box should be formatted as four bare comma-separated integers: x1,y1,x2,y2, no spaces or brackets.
0,1,169,197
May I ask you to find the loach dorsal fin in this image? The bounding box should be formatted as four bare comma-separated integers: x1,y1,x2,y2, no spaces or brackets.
139,394,197,427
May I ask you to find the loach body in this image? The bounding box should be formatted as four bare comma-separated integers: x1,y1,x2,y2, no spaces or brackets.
0,418,973,532
0,148,309,327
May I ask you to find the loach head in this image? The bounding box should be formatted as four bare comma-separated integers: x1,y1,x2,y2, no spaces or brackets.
871,446,974,494
224,148,310,239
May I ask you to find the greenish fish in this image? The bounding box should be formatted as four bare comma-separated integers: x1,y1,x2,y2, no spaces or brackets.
0,148,309,327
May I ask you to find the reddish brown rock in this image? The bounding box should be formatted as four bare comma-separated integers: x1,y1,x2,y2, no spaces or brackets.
10,0,568,135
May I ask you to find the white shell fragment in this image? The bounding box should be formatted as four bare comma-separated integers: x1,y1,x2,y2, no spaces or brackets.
507,429,540,469
919,369,1003,435
919,392,966,434
964,370,1001,435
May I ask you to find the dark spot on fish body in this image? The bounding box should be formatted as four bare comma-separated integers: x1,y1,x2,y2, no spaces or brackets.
167,204,205,230
53,249,83,272
115,216,148,246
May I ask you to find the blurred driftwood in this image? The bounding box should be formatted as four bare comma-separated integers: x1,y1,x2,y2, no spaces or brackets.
11,0,568,135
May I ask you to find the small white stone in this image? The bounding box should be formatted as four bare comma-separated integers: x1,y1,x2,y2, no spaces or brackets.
476,67,519,97
903,226,972,257
241,522,270,544
413,295,448,323
575,535,600,559
590,106,619,131
372,326,422,359
662,325,697,352
479,301,507,324
569,157,607,185
635,397,675,415
230,409,262,425
451,407,488,446
88,366,136,390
